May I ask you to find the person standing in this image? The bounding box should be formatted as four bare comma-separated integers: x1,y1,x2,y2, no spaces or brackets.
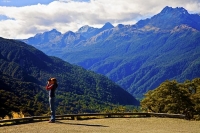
46,78,58,123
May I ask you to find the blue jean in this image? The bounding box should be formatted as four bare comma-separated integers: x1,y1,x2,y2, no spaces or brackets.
49,97,55,121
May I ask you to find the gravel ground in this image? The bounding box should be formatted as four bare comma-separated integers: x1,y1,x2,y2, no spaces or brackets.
0,118,200,133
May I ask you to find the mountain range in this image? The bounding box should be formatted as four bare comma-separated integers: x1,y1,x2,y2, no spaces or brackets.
22,6,200,98
0,37,139,118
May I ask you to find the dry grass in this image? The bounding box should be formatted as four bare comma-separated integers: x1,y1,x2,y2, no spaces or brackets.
0,117,200,133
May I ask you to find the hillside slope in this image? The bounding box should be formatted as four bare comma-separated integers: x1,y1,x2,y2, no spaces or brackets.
0,37,139,118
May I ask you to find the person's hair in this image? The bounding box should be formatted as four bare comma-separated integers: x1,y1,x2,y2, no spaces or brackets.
50,78,57,84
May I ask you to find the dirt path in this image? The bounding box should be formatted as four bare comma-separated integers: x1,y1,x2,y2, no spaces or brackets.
0,118,200,133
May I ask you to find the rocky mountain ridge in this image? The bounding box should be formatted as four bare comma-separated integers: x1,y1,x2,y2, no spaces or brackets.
22,6,200,98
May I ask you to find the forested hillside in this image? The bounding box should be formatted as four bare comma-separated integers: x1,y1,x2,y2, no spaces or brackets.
0,37,139,118
22,6,200,98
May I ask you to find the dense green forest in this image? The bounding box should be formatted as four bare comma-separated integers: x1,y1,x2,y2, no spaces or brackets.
141,78,200,120
0,73,48,118
0,37,139,119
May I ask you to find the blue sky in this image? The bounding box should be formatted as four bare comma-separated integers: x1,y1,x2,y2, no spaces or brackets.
0,0,54,6
0,0,90,6
0,0,200,39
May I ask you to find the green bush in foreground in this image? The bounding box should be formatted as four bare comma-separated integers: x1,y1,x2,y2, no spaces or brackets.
141,78,200,120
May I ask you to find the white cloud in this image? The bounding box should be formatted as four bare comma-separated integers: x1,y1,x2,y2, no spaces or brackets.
0,0,200,39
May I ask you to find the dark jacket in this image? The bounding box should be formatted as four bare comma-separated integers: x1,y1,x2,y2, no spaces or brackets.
46,83,58,97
